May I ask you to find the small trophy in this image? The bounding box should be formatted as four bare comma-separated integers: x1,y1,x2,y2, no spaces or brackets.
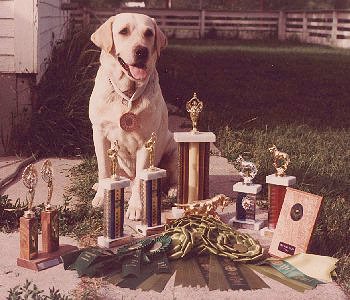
261,145,297,237
18,164,39,262
229,156,264,230
236,155,258,185
136,132,167,236
40,160,59,253
186,92,203,134
268,145,290,177
98,140,132,248
107,140,120,180
173,93,215,207
145,132,157,171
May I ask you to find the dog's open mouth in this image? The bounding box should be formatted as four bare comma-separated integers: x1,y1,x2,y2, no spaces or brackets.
118,57,148,81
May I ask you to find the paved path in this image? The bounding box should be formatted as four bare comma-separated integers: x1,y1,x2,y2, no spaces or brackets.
0,115,347,299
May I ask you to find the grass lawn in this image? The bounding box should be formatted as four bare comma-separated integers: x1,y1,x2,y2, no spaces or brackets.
8,34,350,294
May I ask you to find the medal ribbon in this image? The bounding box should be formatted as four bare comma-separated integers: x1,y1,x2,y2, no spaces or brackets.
109,76,150,109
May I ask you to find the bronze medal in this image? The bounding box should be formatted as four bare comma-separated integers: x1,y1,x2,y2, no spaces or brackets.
120,112,138,132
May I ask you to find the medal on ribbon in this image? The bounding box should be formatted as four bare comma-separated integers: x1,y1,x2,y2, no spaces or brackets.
120,112,138,132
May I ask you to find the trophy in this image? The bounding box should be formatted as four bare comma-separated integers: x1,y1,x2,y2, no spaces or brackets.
40,160,59,253
229,156,265,230
18,164,39,262
136,132,167,236
98,140,132,248
107,140,120,180
173,93,215,209
268,145,290,177
145,132,157,171
186,92,203,134
261,145,296,237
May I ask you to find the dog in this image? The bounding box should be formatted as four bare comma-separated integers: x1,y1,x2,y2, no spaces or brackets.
89,13,177,220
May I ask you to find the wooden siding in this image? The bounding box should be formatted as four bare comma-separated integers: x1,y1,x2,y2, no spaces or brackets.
0,0,15,72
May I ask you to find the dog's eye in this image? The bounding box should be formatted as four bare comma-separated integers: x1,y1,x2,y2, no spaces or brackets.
144,29,154,38
119,27,129,35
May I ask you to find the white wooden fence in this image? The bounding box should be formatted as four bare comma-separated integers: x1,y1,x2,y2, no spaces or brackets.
70,7,350,48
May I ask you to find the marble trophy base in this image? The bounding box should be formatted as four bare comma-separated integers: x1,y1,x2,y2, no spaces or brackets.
229,182,264,231
229,218,266,231
136,224,165,236
265,174,297,186
97,235,133,248
17,244,78,271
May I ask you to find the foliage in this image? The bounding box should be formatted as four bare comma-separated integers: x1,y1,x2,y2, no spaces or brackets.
0,195,26,232
59,156,103,240
20,28,99,156
7,280,70,300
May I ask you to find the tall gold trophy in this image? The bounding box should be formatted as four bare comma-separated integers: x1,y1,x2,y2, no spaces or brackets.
18,164,39,264
136,132,167,236
174,93,215,208
40,160,59,253
98,140,132,248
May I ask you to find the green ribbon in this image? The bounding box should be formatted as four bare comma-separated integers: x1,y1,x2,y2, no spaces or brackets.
268,260,324,288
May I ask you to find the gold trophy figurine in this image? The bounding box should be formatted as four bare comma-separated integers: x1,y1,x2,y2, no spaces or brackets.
22,164,38,218
268,145,290,177
145,132,157,171
186,92,203,134
107,140,120,180
41,160,53,210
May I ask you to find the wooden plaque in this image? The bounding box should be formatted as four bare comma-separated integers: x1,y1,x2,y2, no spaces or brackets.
269,187,322,258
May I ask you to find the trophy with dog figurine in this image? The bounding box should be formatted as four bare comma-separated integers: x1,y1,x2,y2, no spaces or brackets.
97,140,132,248
261,145,297,237
136,132,167,236
229,156,265,230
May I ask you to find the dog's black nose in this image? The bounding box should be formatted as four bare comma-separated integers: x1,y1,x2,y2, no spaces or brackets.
135,46,148,60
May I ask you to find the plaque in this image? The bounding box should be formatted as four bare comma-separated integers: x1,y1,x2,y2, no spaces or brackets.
269,188,323,258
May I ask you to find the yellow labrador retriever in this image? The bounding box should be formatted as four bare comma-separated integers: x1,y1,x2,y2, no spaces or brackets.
89,13,177,220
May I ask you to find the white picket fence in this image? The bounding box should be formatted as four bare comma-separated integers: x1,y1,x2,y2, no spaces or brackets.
69,7,350,48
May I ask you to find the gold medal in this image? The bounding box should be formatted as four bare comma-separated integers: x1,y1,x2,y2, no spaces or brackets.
120,112,138,132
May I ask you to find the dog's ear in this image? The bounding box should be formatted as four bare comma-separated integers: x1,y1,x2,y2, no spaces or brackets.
152,18,167,57
91,16,115,53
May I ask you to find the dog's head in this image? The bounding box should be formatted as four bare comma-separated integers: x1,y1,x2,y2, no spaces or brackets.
91,13,167,82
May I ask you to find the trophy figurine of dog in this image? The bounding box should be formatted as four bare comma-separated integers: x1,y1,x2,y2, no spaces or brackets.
268,145,290,177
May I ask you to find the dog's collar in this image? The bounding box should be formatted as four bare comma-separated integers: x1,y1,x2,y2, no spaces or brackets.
109,76,150,109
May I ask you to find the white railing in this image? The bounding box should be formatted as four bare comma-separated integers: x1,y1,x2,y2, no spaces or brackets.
69,7,350,48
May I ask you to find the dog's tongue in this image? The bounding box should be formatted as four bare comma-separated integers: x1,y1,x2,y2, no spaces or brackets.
129,65,148,80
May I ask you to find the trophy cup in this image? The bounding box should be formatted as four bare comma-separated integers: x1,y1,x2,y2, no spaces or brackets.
98,140,132,248
229,156,265,230
173,93,215,209
136,132,167,236
17,164,39,265
40,160,59,253
261,145,296,237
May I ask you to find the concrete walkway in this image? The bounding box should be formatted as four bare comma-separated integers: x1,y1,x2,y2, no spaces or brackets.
0,115,347,299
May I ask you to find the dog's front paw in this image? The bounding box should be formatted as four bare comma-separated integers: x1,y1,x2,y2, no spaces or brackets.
126,198,142,220
92,188,104,208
